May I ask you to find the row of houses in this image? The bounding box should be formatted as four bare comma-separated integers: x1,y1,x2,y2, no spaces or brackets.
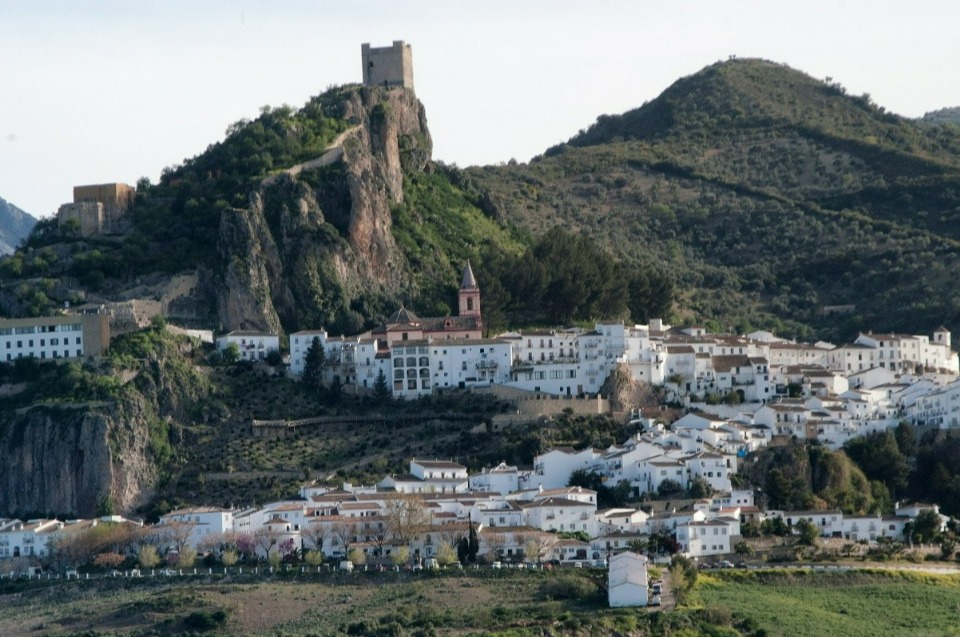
219,278,958,411
1,458,948,568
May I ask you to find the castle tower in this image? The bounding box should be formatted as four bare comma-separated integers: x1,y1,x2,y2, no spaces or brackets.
458,261,481,319
361,40,414,90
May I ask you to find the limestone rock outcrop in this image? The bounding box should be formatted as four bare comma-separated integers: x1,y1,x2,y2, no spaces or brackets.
214,86,433,333
0,401,156,517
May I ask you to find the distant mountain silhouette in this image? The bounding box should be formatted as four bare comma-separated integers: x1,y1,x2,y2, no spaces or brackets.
0,197,36,255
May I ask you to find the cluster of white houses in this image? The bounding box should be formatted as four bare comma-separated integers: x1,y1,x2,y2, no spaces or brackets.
2,456,948,571
4,263,959,449
214,264,960,447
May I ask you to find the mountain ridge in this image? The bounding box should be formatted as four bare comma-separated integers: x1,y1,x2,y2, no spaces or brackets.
0,196,36,255
468,57,960,341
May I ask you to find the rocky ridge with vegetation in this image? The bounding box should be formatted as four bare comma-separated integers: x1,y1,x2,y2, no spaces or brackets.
0,196,35,256
467,58,960,341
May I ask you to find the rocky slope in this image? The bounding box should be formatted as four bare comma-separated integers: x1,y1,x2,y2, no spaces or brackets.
0,196,36,255
0,402,156,517
213,86,433,334
0,328,209,518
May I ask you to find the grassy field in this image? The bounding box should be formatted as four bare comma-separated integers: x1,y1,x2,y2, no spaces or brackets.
3,568,960,637
697,569,960,637
0,569,624,637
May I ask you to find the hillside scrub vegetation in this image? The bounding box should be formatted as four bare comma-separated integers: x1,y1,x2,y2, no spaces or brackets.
467,58,960,341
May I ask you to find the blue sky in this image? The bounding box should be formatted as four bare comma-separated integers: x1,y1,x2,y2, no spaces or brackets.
2,0,958,218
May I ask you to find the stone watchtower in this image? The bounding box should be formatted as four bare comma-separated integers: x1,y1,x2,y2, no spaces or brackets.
361,40,414,90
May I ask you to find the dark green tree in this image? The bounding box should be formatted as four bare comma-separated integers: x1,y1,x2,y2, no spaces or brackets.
911,509,943,544
687,476,713,499
658,479,684,497
373,368,391,403
894,421,918,457
794,518,820,546
844,430,910,498
302,336,325,389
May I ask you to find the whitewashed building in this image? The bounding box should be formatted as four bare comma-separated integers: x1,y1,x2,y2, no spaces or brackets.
216,331,279,362
608,551,648,607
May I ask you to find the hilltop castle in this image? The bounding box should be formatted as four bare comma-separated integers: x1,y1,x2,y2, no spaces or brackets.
56,182,134,237
361,40,414,90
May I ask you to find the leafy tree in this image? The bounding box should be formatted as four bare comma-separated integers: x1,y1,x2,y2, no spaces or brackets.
668,555,698,605
304,550,324,567
658,479,684,497
844,431,910,498
760,517,790,537
221,549,239,567
348,547,367,567
176,546,197,568
911,509,943,544
894,421,918,457
391,546,410,568
436,542,458,566
687,476,713,499
794,518,819,546
734,541,753,562
93,552,125,570
222,342,241,364
138,545,161,569
302,336,326,389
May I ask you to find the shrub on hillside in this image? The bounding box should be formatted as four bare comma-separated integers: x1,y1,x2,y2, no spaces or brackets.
541,575,598,600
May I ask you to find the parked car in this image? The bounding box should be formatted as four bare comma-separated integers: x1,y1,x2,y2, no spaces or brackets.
64,567,79,579
491,561,502,569
719,560,735,569
649,594,662,606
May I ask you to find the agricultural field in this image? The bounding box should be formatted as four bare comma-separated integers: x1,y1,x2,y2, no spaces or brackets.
2,567,959,636
697,569,960,637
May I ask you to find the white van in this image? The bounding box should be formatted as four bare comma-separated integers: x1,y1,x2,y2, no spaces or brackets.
339,560,354,572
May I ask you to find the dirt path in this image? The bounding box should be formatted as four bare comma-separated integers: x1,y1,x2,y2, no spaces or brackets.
261,126,360,186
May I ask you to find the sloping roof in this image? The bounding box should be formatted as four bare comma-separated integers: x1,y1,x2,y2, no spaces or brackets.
414,459,466,470
419,315,483,332
461,261,478,289
386,306,421,325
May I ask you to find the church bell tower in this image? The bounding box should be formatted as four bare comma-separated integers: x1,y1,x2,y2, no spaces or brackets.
458,261,481,318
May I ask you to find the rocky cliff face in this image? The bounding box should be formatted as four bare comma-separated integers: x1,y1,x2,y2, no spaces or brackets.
0,401,156,517
214,86,432,333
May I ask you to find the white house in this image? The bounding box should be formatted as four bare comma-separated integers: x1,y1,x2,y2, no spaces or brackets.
289,329,328,376
216,331,279,362
469,462,520,495
608,551,648,607
158,507,235,550
520,497,598,536
0,313,110,363
675,518,737,558
379,460,469,494
532,447,602,490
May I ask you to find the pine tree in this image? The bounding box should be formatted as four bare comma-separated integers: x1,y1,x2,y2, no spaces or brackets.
373,368,391,403
302,336,325,389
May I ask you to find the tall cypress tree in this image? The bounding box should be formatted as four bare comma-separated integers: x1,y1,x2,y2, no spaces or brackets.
302,336,325,389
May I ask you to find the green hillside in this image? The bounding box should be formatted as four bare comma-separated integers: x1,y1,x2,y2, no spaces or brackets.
469,59,960,340
1,86,524,335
